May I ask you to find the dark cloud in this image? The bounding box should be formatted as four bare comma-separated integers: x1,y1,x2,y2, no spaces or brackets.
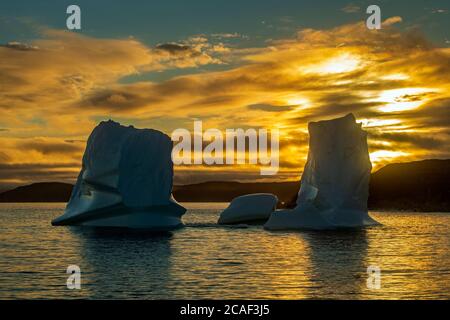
247,104,295,112
156,43,192,54
341,4,360,13
76,90,163,112
174,168,296,185
389,98,450,128
287,92,384,124
1,41,39,51
0,152,10,162
431,9,448,14
395,93,434,102
18,140,84,155
211,32,244,39
0,73,30,89
187,95,239,108
0,162,79,183
368,131,446,149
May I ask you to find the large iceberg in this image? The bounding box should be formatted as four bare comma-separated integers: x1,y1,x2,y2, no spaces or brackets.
265,114,379,230
52,120,186,230
218,193,278,225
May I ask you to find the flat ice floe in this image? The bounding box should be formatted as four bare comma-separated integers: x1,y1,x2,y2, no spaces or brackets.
218,193,278,225
52,120,185,230
265,114,379,230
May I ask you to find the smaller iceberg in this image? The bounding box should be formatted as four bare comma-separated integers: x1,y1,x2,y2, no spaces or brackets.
52,120,186,230
218,193,278,225
265,114,379,230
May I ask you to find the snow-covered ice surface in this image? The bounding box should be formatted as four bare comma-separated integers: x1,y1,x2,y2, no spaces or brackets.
52,120,185,230
265,114,379,230
218,193,278,225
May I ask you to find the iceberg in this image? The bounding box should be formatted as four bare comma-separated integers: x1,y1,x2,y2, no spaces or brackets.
52,120,186,230
265,114,379,230
218,193,278,225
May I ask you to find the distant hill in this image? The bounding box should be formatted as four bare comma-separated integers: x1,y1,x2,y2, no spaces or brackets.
0,181,299,206
368,159,450,212
173,181,299,205
0,182,73,203
0,159,449,212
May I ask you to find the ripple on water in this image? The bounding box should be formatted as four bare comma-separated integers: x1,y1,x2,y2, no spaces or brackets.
0,203,449,299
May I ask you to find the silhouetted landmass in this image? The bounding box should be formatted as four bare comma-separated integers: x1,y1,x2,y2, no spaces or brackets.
368,159,450,212
0,159,449,212
0,180,299,205
173,181,299,205
0,182,73,203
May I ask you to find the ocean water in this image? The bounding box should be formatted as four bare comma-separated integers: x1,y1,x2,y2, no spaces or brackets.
0,203,448,300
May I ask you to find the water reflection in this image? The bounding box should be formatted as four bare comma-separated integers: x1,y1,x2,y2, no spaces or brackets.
300,229,369,298
0,204,448,299
70,227,174,299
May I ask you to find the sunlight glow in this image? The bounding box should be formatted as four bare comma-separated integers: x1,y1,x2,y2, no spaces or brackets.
378,88,432,112
302,53,362,75
360,118,402,128
370,150,408,164
284,95,311,110
381,73,410,81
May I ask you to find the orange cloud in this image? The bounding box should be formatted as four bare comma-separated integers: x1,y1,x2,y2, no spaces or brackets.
1,18,449,188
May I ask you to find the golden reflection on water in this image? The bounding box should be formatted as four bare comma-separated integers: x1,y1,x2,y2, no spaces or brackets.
0,203,449,299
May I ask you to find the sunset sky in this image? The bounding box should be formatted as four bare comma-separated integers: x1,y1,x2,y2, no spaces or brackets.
1,0,449,191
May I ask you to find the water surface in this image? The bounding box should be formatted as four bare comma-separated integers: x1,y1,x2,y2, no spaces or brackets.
0,203,448,299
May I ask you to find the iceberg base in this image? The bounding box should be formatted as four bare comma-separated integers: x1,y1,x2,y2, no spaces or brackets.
264,204,380,231
52,203,185,231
